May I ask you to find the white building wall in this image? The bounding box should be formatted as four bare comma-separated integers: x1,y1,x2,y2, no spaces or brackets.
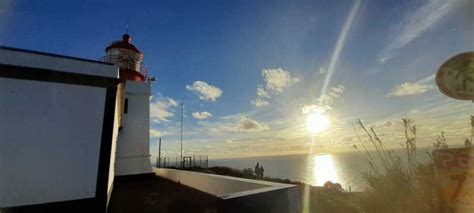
0,48,120,208
115,80,152,176
107,84,124,202
0,79,105,207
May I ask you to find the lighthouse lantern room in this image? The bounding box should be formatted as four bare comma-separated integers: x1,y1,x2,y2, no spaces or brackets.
104,34,153,176
103,34,147,82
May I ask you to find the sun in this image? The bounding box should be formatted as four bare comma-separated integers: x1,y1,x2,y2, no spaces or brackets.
306,112,330,134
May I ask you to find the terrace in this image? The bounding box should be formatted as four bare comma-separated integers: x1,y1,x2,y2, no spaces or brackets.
109,169,301,213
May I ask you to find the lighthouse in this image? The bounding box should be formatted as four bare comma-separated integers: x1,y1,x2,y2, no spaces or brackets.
0,34,301,213
104,34,153,176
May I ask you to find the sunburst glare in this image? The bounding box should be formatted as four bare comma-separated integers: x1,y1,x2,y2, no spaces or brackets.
306,111,330,134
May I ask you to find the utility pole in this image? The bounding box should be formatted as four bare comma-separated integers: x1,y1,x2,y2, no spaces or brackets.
158,138,161,168
180,102,184,168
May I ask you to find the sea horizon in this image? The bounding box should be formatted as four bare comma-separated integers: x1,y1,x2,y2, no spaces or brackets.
207,148,433,191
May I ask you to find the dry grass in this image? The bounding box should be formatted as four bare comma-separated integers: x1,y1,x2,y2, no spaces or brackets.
353,118,442,213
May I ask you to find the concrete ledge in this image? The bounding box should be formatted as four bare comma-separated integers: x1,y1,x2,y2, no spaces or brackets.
0,47,118,78
154,168,301,213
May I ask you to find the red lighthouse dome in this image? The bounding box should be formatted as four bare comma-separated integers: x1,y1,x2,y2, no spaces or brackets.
103,34,146,82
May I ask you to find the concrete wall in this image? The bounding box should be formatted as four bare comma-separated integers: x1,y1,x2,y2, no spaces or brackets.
0,78,105,207
154,168,301,212
155,168,270,196
0,47,120,209
115,80,152,176
218,186,301,213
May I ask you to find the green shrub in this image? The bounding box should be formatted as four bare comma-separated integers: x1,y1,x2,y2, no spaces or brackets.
242,168,256,177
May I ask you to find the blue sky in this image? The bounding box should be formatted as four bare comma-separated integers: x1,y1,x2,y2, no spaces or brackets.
1,0,473,159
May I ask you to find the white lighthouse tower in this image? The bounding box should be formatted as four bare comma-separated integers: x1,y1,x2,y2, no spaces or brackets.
104,34,153,176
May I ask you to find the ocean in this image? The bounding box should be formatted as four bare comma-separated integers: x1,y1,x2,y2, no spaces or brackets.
209,149,432,191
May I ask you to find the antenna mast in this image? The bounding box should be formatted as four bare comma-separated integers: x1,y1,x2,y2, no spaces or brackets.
180,102,184,168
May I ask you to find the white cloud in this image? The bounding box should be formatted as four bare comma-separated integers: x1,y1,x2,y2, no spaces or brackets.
328,85,345,99
150,95,179,123
166,98,179,107
417,74,436,84
378,0,460,63
211,116,270,133
388,82,434,97
186,81,223,102
219,112,250,120
302,104,330,114
302,85,344,115
150,129,164,138
319,66,327,74
233,117,270,132
250,68,299,107
249,69,299,107
251,98,269,107
192,111,213,120
317,84,346,106
262,68,299,93
256,85,271,98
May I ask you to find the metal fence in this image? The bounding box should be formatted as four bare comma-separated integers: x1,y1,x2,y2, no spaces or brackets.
155,155,208,169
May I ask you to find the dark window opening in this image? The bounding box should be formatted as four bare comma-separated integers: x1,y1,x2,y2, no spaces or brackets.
124,98,128,114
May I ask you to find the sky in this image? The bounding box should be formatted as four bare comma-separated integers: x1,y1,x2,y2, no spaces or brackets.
1,0,473,159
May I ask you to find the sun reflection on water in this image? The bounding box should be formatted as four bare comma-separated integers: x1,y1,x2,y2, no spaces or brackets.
303,153,342,212
310,154,339,186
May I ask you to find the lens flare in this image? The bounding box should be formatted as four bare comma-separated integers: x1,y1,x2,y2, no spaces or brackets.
306,112,330,134
319,0,361,104
303,1,361,212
